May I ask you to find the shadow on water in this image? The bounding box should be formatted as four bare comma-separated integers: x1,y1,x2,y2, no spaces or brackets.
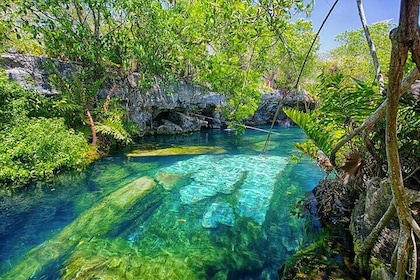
0,127,324,279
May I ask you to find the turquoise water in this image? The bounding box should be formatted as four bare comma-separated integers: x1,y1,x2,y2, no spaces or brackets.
0,127,324,279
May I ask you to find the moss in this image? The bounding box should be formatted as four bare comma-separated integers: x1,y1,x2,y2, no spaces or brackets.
126,145,226,157
92,162,158,188
251,140,278,151
154,170,183,190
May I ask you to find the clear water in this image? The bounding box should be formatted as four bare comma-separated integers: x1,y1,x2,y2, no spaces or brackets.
0,127,324,280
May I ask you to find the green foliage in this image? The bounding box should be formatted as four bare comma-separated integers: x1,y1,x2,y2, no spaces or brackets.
265,19,320,88
6,0,319,129
0,0,45,54
0,69,90,189
0,118,90,188
391,93,419,179
315,72,384,128
50,68,135,147
284,71,384,162
0,69,53,122
166,0,317,126
50,67,105,127
325,21,394,81
283,108,337,155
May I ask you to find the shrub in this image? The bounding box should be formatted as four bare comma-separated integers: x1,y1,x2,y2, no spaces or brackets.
0,117,90,189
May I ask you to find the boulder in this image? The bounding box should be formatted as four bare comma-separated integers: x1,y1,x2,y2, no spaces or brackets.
154,170,183,191
246,90,315,126
157,119,184,135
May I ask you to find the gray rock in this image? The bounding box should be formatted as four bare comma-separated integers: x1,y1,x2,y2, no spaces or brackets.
1,53,317,134
0,53,78,95
246,90,315,126
157,119,184,135
350,178,399,273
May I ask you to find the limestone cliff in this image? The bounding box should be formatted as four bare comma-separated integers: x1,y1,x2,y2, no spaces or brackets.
0,53,313,135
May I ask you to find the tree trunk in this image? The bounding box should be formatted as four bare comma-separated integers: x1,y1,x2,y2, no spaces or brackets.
386,1,419,279
356,0,384,89
86,109,97,146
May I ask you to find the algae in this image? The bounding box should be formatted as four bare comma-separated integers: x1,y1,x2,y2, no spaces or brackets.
63,238,200,280
0,177,156,280
251,140,278,151
126,145,226,157
154,170,183,190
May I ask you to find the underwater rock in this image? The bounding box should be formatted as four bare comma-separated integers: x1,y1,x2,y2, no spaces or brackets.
235,186,272,225
179,169,245,204
157,119,184,135
154,170,182,190
202,202,235,228
163,154,287,225
180,181,218,204
126,145,226,157
0,176,156,280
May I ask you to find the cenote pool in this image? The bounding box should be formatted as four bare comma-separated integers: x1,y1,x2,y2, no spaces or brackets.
0,127,324,280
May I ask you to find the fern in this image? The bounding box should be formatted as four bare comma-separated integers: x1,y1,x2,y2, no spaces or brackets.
283,108,336,155
96,119,133,144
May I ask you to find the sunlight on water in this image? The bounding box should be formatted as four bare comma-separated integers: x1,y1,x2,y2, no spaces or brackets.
0,127,324,280
164,154,288,224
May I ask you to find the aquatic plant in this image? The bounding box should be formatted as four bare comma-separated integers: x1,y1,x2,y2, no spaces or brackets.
0,177,157,279
126,145,226,157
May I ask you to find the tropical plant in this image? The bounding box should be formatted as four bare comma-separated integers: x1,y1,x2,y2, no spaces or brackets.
0,117,90,188
325,21,395,81
283,108,337,156
314,72,384,127
314,1,420,279
0,70,90,189
50,68,135,148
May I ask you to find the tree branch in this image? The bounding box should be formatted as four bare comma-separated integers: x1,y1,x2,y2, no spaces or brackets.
406,214,420,239
410,228,417,280
386,1,419,279
356,0,384,90
356,200,396,261
329,67,420,166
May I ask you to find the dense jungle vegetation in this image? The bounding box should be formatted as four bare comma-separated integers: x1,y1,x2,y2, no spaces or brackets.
0,0,318,189
1,0,419,279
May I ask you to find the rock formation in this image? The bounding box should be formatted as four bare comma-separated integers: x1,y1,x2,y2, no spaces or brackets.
0,53,314,135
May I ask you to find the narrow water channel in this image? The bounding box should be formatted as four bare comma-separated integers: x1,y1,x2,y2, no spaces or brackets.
0,127,324,279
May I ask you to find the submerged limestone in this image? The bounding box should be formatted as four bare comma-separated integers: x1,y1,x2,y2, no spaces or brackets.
126,145,226,157
154,170,183,190
0,177,156,280
162,154,288,225
202,202,235,228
